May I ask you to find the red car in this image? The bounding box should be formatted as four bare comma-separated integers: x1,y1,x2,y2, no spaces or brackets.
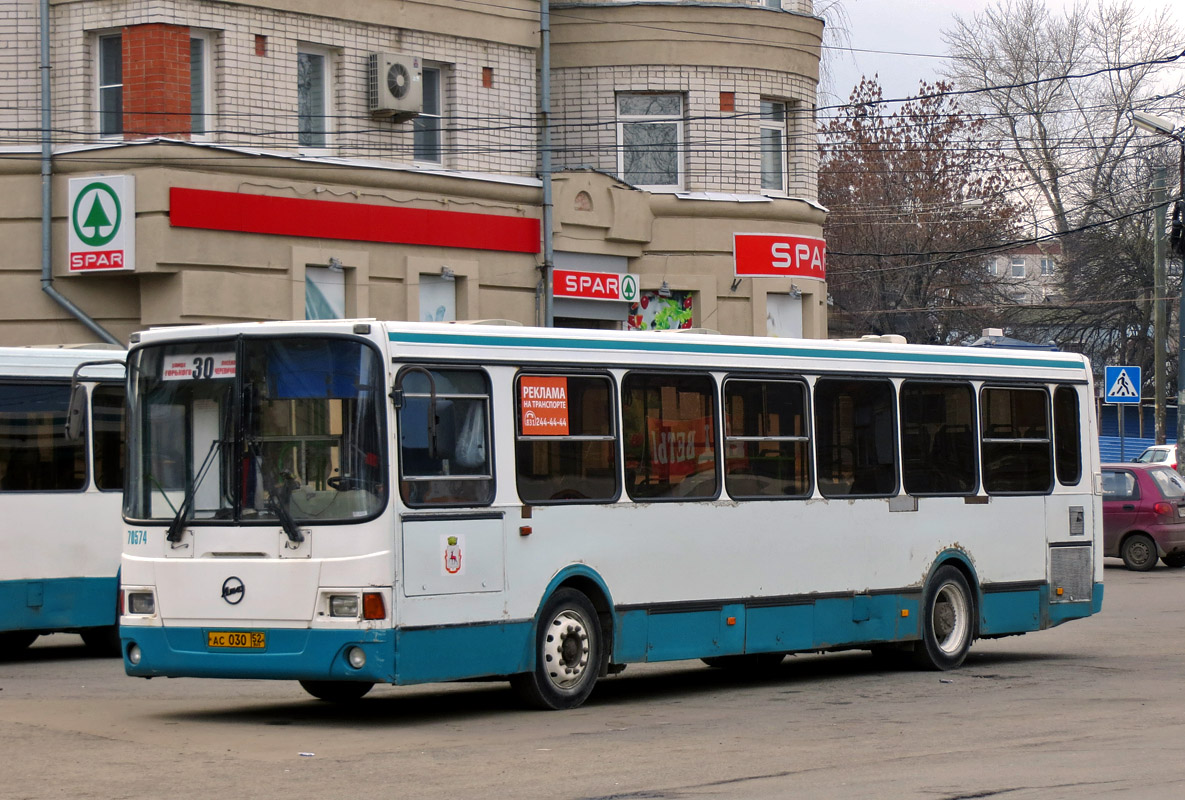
1102,463,1185,571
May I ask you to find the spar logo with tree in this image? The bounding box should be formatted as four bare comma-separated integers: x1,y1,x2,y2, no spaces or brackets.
67,175,136,272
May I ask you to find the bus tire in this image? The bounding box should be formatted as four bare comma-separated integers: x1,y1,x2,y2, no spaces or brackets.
0,631,38,656
1121,534,1158,571
913,565,975,671
512,588,601,710
299,680,374,702
80,626,122,656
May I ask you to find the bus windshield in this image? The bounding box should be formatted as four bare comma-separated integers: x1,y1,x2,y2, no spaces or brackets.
125,337,386,525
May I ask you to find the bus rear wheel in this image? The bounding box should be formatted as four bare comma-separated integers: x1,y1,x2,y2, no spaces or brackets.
80,626,122,657
913,565,975,671
0,631,38,656
512,588,601,710
299,680,374,702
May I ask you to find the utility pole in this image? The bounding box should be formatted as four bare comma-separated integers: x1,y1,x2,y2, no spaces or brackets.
1154,167,1168,444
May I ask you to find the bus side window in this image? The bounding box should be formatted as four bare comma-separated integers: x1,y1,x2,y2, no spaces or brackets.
814,378,897,498
0,382,85,492
981,386,1052,494
515,374,618,504
398,367,494,507
723,378,810,499
92,384,126,491
900,381,976,496
621,372,717,501
1053,385,1082,485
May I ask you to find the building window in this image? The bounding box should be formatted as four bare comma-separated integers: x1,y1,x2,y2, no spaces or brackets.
1040,257,1053,276
988,258,1000,276
764,0,782,7
760,100,786,192
98,34,123,137
1009,291,1027,304
414,66,443,163
617,93,683,189
1011,256,1025,278
297,47,330,148
305,265,346,319
190,34,213,138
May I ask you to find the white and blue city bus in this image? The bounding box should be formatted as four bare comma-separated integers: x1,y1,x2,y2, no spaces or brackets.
0,346,125,656
118,321,1101,708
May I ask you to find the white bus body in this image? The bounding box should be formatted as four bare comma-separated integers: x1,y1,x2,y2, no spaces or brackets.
0,346,125,655
119,321,1101,708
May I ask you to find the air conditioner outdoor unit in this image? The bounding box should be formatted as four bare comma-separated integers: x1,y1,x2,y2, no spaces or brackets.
368,53,422,120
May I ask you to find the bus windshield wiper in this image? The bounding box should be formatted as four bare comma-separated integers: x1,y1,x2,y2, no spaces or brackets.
267,472,305,545
165,439,223,544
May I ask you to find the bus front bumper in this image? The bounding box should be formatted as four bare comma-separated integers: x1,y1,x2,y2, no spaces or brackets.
121,626,396,683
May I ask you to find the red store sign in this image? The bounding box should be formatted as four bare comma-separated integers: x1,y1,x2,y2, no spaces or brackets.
733,233,826,279
553,269,638,302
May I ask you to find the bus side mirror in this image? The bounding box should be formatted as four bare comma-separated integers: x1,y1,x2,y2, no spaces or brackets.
64,383,87,442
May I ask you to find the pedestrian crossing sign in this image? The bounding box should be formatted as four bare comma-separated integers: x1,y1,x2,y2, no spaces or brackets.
1104,366,1141,404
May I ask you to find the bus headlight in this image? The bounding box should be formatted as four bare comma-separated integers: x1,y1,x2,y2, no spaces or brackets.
329,595,360,618
127,643,142,665
127,592,155,615
347,646,366,669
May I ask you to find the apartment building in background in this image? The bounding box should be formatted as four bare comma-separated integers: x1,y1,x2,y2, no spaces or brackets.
0,0,827,345
987,242,1063,305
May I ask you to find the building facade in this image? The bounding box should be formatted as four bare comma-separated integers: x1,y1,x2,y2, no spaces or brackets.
1,0,827,345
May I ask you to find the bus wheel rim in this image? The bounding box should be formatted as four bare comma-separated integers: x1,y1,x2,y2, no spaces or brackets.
542,608,592,690
932,583,970,656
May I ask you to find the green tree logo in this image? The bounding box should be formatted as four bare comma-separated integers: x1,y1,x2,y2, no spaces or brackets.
620,274,638,302
72,183,122,247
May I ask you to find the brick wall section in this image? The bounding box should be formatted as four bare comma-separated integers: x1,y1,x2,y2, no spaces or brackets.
122,23,192,138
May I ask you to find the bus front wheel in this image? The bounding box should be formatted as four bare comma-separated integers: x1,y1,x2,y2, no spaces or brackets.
299,680,374,702
914,565,975,671
512,588,601,710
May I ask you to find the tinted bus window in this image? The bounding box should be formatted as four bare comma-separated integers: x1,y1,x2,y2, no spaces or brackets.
398,367,493,507
814,378,897,497
981,386,1052,494
1053,386,1082,485
622,373,717,500
92,384,125,491
900,381,976,495
516,374,618,503
723,378,810,498
0,383,85,492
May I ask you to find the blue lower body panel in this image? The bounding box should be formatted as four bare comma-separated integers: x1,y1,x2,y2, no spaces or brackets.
0,577,117,633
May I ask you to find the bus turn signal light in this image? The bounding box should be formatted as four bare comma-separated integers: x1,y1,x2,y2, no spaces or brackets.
362,592,386,620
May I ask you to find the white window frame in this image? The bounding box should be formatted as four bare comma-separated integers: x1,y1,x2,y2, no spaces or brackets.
96,33,123,138
988,257,1000,277
1040,257,1053,276
189,31,214,141
616,93,684,190
414,65,444,165
760,99,787,193
297,44,334,151
1011,257,1025,279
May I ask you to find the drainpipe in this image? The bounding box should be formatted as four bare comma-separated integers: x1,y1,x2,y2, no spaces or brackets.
540,0,554,327
39,0,121,346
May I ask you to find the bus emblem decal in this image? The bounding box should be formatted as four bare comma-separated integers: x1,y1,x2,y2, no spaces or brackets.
444,536,463,575
221,577,245,605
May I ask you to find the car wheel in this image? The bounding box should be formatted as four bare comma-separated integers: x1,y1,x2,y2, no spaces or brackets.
1161,552,1185,568
1120,533,1158,571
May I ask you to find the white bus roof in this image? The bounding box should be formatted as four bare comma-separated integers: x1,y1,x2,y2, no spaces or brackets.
0,346,126,380
130,319,1091,381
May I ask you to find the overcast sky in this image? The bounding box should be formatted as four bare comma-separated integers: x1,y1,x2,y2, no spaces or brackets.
822,0,1183,108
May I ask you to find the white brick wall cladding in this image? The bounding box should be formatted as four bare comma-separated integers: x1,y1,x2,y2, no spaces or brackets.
558,0,816,15
552,64,819,200
11,0,538,176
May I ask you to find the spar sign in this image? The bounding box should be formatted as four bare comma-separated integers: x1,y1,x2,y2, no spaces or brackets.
68,175,135,272
553,269,638,302
733,233,825,279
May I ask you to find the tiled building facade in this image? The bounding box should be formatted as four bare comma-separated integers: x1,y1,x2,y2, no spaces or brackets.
0,0,827,345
